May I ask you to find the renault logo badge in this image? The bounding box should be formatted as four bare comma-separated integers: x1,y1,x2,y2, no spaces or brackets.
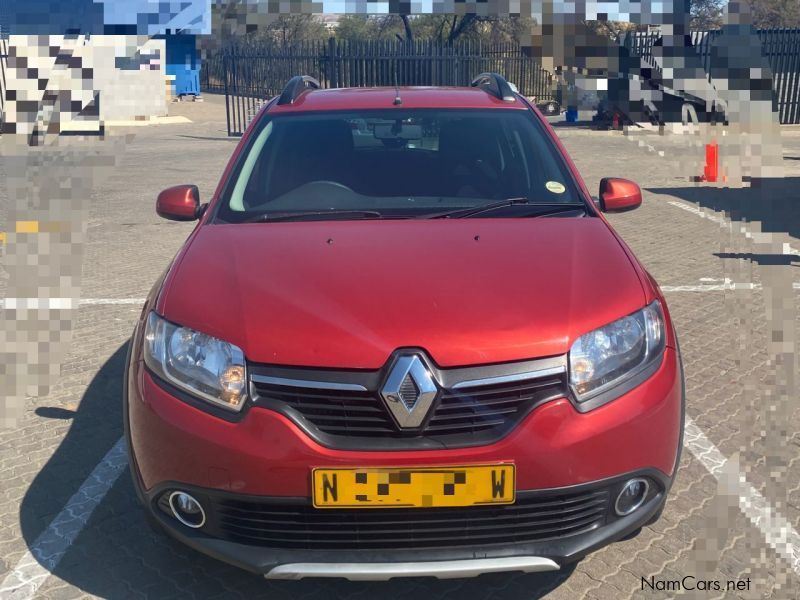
380,355,437,429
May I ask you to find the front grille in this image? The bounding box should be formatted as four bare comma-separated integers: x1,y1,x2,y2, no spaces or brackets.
203,488,610,550
428,377,562,435
253,386,396,436
250,369,566,444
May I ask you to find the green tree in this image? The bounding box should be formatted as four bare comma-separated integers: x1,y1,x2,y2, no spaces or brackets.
474,16,538,45
335,15,373,41
398,15,536,44
691,0,725,29
398,15,481,43
747,0,800,27
583,20,642,42
264,15,328,45
335,15,403,41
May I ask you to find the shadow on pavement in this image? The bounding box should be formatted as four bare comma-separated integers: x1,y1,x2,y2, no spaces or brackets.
176,135,238,142
20,341,577,599
34,406,77,420
647,177,800,242
713,252,799,266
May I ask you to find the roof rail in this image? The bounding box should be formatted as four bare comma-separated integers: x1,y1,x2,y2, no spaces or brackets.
470,72,517,102
277,75,321,106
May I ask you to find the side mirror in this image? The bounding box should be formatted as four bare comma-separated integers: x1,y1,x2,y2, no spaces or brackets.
156,185,201,221
598,178,642,213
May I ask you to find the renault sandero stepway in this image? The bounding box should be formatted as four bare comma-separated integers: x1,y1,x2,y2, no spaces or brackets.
124,73,684,580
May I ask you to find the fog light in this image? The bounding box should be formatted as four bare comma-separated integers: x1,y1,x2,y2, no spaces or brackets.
615,478,649,516
168,491,206,528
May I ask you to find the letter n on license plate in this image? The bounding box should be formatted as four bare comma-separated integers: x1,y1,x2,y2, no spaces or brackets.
312,464,515,508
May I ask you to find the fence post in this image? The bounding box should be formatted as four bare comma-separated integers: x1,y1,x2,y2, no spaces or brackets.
223,52,232,136
328,37,338,88
0,38,7,122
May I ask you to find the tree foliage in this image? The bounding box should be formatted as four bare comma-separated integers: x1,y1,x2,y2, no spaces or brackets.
334,15,536,44
691,0,725,29
583,20,642,42
263,15,328,45
334,16,404,41
747,0,800,28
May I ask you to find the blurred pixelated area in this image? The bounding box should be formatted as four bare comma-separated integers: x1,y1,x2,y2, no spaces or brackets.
1,0,211,428
0,1,798,599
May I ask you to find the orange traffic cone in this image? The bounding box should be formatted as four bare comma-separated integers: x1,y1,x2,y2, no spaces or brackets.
702,142,718,182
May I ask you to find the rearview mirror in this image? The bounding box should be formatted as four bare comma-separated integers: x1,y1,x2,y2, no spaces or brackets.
157,185,201,221
373,123,422,141
598,178,642,212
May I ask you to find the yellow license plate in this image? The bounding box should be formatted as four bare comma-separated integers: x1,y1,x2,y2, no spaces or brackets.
311,464,515,508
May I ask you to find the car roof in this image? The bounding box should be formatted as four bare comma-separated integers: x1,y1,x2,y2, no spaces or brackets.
266,86,532,113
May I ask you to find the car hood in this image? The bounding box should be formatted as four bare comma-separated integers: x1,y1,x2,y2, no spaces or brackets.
159,218,645,368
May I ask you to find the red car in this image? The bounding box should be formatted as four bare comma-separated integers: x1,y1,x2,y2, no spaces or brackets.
125,73,684,580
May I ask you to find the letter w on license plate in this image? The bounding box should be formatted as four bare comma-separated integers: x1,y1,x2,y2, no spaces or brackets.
312,464,515,508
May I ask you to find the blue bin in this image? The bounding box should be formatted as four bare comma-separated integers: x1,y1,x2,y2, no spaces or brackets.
164,34,200,97
565,108,578,123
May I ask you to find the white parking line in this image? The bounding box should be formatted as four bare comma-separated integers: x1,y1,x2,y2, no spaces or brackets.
1,421,797,599
666,199,800,256
0,263,797,598
683,418,800,576
0,298,146,308
0,439,127,599
662,282,800,292
78,298,147,305
665,196,800,573
3,283,798,312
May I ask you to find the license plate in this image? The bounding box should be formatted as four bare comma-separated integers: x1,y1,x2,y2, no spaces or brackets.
311,464,515,508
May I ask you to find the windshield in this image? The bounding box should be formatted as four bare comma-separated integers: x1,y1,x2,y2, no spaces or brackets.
216,109,584,222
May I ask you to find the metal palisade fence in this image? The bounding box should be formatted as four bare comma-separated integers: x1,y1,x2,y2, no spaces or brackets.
203,38,555,136
0,36,7,128
624,28,800,124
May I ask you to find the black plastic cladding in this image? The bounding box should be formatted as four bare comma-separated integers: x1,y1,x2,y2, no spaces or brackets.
152,470,667,552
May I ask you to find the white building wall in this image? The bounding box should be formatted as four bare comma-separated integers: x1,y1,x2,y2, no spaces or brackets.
3,35,167,137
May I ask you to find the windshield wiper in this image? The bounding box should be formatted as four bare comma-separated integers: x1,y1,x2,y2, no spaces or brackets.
423,199,585,219
525,204,587,218
244,210,385,223
423,198,532,219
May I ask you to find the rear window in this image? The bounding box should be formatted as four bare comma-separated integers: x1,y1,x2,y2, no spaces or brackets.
217,109,582,222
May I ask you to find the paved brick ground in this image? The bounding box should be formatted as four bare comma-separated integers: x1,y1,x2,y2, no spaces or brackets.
1,96,798,599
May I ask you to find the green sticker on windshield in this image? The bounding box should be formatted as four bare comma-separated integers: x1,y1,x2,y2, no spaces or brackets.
546,181,566,194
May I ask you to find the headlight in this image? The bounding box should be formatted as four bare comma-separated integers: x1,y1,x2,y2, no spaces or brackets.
569,300,665,404
143,312,247,412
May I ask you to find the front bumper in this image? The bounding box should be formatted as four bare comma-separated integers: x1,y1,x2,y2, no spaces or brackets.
126,348,683,496
124,341,683,578
133,470,670,578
